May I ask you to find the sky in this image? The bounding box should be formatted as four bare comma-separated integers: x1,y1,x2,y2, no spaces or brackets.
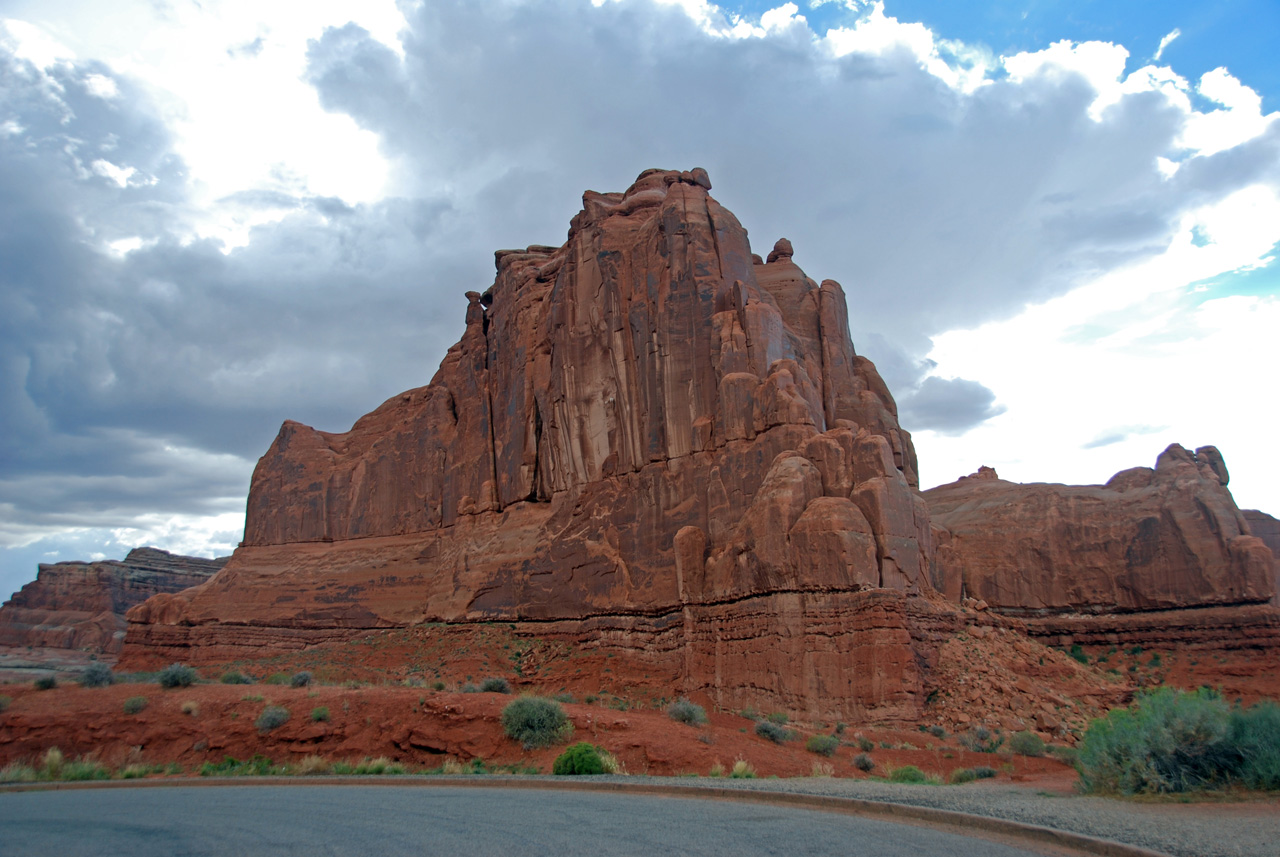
1,0,1277,601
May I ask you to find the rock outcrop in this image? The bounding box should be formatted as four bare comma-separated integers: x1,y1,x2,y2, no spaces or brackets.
926,445,1274,614
123,168,939,722
0,548,225,653
926,447,1280,651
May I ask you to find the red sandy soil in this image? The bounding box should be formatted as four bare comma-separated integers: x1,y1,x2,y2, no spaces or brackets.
0,680,1076,786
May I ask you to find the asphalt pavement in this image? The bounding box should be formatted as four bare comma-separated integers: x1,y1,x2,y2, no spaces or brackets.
0,784,1068,857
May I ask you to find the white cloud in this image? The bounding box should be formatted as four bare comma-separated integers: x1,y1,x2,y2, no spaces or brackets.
1154,28,1180,62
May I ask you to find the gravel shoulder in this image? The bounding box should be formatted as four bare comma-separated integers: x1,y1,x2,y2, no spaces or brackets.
618,775,1280,857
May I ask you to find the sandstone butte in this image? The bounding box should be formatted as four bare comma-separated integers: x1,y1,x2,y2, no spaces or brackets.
926,449,1280,650
0,548,224,654
117,168,1279,725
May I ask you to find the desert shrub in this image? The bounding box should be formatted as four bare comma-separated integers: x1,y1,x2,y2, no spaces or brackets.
290,671,312,688
1067,644,1089,664
888,765,927,784
766,711,788,724
1009,731,1046,757
431,681,446,691
353,757,404,775
928,724,947,739
754,720,792,744
959,725,1003,753
480,677,511,693
200,755,276,776
34,675,56,690
553,692,575,703
181,700,199,717
1228,700,1280,790
667,697,708,726
1078,687,1235,794
856,736,874,753
949,766,996,784
599,749,624,774
62,760,109,781
123,696,148,715
158,663,198,688
461,682,479,693
0,763,36,783
854,753,875,772
120,764,150,780
221,671,253,684
0,695,10,713
501,696,572,749
255,705,290,733
730,758,756,779
297,755,331,775
805,735,839,757
1047,744,1079,766
79,662,114,688
709,761,726,777
41,747,64,778
263,672,290,685
553,742,605,775
811,761,835,777
311,706,330,723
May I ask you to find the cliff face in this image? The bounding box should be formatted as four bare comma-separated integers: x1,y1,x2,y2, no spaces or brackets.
926,445,1276,615
0,548,225,653
124,169,939,722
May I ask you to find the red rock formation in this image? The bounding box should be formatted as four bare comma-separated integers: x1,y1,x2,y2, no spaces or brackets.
926,445,1273,615
0,548,224,653
124,168,938,722
1243,509,1280,606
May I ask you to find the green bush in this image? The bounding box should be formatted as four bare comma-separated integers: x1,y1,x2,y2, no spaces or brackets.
805,735,839,757
62,760,110,781
888,765,927,784
1229,700,1280,790
79,662,114,688
34,675,56,690
959,725,1003,753
501,696,572,749
290,671,312,688
667,697,708,726
123,696,148,715
255,705,290,733
221,671,253,684
0,695,11,713
1068,644,1089,664
200,755,277,777
480,677,511,693
1009,731,1045,757
766,712,788,724
754,720,792,744
552,742,605,775
1078,687,1239,794
856,736,873,752
949,766,996,784
311,706,330,723
158,663,198,688
854,753,875,772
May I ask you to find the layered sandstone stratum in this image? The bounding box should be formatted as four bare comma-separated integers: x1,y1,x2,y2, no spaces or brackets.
0,548,225,653
117,168,1279,723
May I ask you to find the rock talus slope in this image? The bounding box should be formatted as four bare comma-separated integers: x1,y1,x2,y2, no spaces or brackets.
124,169,939,722
0,548,225,653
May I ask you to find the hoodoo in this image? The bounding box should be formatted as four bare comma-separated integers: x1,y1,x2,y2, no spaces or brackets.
124,168,939,722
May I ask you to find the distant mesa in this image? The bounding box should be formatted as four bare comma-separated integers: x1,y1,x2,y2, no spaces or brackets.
0,548,225,654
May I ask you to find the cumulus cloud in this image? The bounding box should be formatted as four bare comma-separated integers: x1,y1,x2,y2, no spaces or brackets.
1,0,1278,593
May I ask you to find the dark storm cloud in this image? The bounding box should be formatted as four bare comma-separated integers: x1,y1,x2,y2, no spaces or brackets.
0,49,476,548
3,0,1280,589
897,376,1007,435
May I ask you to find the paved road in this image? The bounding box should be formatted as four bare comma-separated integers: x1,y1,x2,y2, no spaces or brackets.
0,785,1067,856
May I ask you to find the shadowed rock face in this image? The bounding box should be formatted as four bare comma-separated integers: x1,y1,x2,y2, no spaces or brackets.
0,548,225,653
124,169,938,722
926,445,1276,615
